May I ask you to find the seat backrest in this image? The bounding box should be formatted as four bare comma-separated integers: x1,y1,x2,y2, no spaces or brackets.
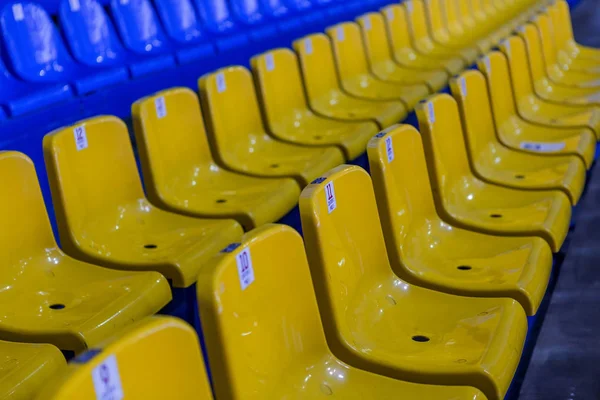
416,94,472,190
110,0,169,54
154,0,203,43
499,35,536,101
43,116,146,248
229,0,265,24
260,0,288,18
59,0,126,67
0,2,73,81
197,224,328,399
193,0,237,34
456,0,475,24
250,48,309,128
443,0,464,33
300,165,394,347
516,24,548,84
198,66,266,163
450,69,498,159
404,0,433,45
284,0,311,12
0,151,57,270
532,13,559,67
548,2,567,50
381,5,414,54
35,316,213,399
356,12,393,67
292,33,341,101
366,125,438,269
132,87,215,205
476,51,518,124
326,22,370,80
426,0,450,41
555,0,575,46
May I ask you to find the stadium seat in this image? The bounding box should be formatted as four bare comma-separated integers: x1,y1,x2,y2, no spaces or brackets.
292,34,407,128
381,4,463,76
229,0,278,42
356,12,448,93
451,69,586,205
551,0,600,62
416,95,571,252
442,0,493,54
0,341,65,399
0,2,127,94
198,66,344,186
455,0,502,50
499,35,600,141
477,51,596,169
300,165,527,400
325,22,430,110
518,24,600,106
132,87,300,231
35,317,213,399
197,224,487,399
43,115,244,289
367,124,552,315
0,151,171,351
251,48,379,160
193,0,249,52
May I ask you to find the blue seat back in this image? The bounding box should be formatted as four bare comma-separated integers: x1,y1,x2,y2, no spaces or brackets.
59,0,126,67
284,0,311,11
0,2,73,82
110,0,169,55
154,0,204,43
229,0,267,24
261,0,289,18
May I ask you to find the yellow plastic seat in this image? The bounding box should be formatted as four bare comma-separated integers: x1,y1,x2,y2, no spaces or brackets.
292,34,407,129
383,4,464,76
416,95,571,252
131,87,300,232
477,50,596,169
367,124,552,315
451,69,586,205
44,116,244,289
0,151,171,352
326,22,430,110
356,12,449,93
300,165,526,400
36,316,213,399
198,66,345,187
443,0,494,54
499,35,600,141
250,49,379,161
0,341,65,400
552,0,600,61
197,224,487,399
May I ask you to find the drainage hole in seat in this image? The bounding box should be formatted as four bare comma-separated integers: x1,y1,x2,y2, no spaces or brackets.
490,214,502,218
144,244,158,249
515,174,525,179
457,265,472,270
216,199,227,203
412,335,430,343
49,304,65,310
270,164,279,168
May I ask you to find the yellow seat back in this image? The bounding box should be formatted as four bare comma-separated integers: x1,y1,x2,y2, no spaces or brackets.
555,0,577,49
405,0,434,45
300,165,394,354
44,116,145,252
250,48,309,130
499,36,536,100
131,87,214,207
382,5,417,58
548,2,569,51
517,24,548,84
476,51,519,125
444,0,465,34
198,66,267,167
532,14,560,68
36,316,212,399
325,22,370,81
292,33,341,101
366,125,439,270
197,224,328,399
426,0,450,42
356,12,395,67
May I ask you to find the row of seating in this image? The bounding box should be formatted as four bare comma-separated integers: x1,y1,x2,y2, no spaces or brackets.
3,0,600,398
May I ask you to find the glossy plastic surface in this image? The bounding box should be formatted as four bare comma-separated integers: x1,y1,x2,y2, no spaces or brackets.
0,151,171,351
500,36,600,141
0,341,65,400
478,50,596,169
251,48,379,160
416,95,571,252
132,87,300,231
198,66,344,186
44,116,243,288
553,0,600,61
36,317,213,399
356,12,448,93
154,0,204,43
382,4,463,76
326,22,429,110
292,34,406,128
300,165,527,400
452,68,586,204
367,124,552,315
197,224,487,399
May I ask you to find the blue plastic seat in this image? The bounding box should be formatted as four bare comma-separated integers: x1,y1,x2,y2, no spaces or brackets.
193,0,249,52
153,0,216,64
229,0,278,42
283,0,325,26
109,0,175,71
261,0,313,35
0,2,127,94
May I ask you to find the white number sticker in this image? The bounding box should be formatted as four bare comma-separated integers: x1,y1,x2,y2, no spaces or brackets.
216,72,226,93
459,76,467,97
236,248,255,291
520,141,566,152
325,181,336,213
12,4,24,21
427,101,435,123
265,53,275,72
69,0,80,11
336,26,345,41
406,1,413,13
386,8,394,21
304,38,313,55
154,96,166,119
484,57,491,74
74,125,88,151
364,16,372,31
92,355,124,400
385,136,394,163
503,39,510,54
